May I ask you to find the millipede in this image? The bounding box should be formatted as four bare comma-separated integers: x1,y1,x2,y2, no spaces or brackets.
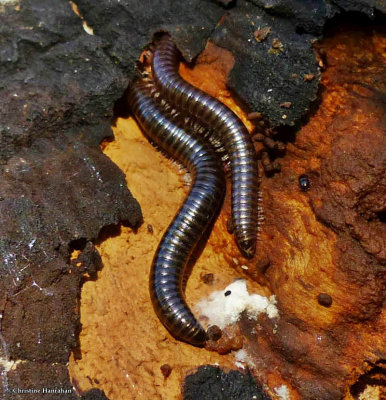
145,74,232,173
128,78,225,346
151,34,260,259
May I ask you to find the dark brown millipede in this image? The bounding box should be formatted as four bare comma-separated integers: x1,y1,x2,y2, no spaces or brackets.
152,34,260,258
128,78,225,346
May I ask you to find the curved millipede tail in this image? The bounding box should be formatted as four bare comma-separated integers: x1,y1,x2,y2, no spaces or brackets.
152,34,260,258
128,78,225,346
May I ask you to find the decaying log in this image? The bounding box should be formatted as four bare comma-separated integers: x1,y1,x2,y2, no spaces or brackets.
69,24,385,400
1,0,385,399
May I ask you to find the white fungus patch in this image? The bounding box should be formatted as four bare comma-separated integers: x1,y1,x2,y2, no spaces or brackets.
196,279,279,329
274,384,290,400
267,295,279,319
233,348,255,369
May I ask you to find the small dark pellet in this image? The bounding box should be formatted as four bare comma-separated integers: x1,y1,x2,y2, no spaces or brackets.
317,293,333,307
299,174,311,191
224,290,231,297
201,273,215,285
147,224,154,234
160,364,172,378
207,325,222,341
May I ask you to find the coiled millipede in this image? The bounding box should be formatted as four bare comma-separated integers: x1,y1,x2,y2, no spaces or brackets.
128,34,264,345
128,78,225,346
152,34,260,259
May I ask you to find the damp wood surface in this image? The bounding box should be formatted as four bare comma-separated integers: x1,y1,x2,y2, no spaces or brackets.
69,25,385,400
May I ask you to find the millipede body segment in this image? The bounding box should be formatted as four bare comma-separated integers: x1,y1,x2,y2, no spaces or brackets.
152,34,260,258
128,79,225,346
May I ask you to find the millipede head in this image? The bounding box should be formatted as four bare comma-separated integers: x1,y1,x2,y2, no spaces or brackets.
238,239,256,259
191,329,207,346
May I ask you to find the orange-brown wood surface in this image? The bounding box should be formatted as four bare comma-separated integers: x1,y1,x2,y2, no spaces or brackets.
69,26,385,400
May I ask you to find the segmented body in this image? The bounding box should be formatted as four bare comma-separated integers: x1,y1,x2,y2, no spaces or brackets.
152,35,260,258
128,79,225,346
144,72,231,172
